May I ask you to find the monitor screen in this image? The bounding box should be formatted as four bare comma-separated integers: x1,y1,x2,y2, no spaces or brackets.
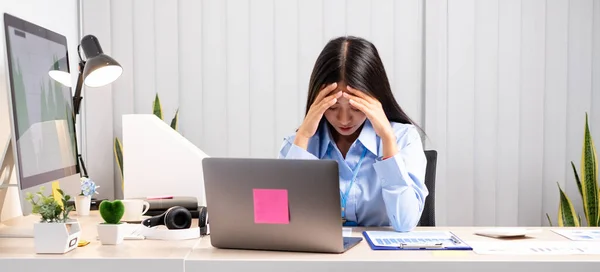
3,13,78,190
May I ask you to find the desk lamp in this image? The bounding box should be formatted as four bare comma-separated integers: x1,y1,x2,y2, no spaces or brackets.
49,34,123,177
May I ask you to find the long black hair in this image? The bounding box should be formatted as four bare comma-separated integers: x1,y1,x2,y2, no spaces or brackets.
305,36,419,129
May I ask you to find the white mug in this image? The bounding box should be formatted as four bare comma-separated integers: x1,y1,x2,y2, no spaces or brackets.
121,199,150,222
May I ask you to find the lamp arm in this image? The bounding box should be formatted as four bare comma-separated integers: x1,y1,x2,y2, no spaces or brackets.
72,60,88,177
73,61,85,115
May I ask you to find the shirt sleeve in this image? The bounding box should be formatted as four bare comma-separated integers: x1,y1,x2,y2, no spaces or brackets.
278,135,319,160
372,126,428,232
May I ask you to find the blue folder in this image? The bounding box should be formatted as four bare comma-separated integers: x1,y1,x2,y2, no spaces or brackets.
362,230,473,250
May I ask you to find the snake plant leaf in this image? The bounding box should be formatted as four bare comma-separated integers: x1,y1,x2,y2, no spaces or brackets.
114,137,124,189
557,182,580,226
152,93,163,120
170,109,179,131
572,161,583,199
580,113,599,226
546,213,553,226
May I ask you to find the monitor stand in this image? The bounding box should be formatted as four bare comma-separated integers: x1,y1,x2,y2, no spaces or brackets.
0,139,33,238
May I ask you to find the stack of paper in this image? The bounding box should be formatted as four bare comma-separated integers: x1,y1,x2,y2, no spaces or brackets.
469,241,600,255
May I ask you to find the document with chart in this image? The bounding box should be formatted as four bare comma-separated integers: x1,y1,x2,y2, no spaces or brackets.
362,230,472,250
551,229,600,241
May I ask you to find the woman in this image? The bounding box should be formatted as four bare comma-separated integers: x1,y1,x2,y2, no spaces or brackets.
278,36,428,232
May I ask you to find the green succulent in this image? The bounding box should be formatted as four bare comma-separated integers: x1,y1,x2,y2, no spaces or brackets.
99,200,125,224
25,186,73,223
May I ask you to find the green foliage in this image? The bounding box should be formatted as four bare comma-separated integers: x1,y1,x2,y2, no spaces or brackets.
99,200,125,224
170,109,179,131
548,113,599,226
114,137,124,190
25,187,73,223
152,93,163,120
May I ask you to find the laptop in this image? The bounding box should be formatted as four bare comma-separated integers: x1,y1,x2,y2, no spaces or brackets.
201,157,363,253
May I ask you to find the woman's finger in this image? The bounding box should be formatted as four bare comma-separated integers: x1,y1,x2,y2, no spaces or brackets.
348,98,370,116
345,86,373,101
319,92,341,113
313,82,338,104
343,92,370,109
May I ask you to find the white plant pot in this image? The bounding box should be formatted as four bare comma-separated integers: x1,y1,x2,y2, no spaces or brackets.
97,223,126,245
75,195,91,216
33,220,81,254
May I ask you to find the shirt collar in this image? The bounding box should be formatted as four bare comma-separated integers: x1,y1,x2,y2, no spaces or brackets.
318,119,379,158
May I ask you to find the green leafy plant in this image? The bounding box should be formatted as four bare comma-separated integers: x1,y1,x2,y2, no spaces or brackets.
25,187,73,223
114,93,179,189
99,200,125,224
547,113,599,227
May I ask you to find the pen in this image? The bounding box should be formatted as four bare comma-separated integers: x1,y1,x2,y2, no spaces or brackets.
399,243,444,249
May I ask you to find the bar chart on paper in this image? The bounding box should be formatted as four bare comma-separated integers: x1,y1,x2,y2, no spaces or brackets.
469,241,600,255
551,229,600,241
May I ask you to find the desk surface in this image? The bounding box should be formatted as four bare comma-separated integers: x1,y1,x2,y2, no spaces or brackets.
0,212,198,272
2,212,600,272
187,227,600,272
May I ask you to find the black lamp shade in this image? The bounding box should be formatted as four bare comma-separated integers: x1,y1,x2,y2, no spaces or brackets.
80,34,123,87
82,54,123,87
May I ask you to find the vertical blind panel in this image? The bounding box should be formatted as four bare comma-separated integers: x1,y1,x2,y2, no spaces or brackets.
132,0,156,116
249,0,276,158
323,0,347,41
446,0,475,227
473,0,499,227
424,0,449,226
110,0,135,199
346,0,371,40
177,0,204,151
201,0,228,157
154,0,180,126
110,0,135,137
394,0,423,127
226,0,251,158
496,0,521,227
298,0,324,125
517,0,546,227
541,0,569,227
371,0,395,92
274,0,300,152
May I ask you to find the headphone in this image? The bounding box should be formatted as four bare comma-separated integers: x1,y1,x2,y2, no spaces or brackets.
198,206,208,235
141,205,209,235
142,206,192,229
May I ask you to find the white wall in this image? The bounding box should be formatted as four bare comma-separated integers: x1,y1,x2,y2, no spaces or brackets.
82,0,600,227
0,0,79,220
426,0,600,226
82,0,424,199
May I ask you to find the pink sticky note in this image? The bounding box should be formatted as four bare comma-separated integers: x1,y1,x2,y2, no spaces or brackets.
253,189,289,224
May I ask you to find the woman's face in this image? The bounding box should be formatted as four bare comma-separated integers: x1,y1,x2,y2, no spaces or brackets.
323,82,367,136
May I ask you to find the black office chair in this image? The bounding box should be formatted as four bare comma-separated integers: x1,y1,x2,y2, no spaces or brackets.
418,150,437,227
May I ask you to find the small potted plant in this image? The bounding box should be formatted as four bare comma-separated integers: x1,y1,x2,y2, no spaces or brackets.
75,176,99,216
97,200,125,245
25,187,81,254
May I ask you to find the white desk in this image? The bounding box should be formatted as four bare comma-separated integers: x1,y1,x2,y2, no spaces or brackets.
186,227,600,272
0,212,198,272
2,212,600,272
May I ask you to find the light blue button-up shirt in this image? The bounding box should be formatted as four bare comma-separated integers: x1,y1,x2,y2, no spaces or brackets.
278,119,428,232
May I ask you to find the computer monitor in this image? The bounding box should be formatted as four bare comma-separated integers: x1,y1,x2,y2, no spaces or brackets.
0,13,80,231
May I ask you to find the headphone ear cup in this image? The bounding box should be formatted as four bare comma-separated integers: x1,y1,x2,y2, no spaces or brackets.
198,206,208,235
164,206,192,229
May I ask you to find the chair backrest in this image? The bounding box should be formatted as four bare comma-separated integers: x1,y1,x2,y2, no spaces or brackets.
418,150,437,226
